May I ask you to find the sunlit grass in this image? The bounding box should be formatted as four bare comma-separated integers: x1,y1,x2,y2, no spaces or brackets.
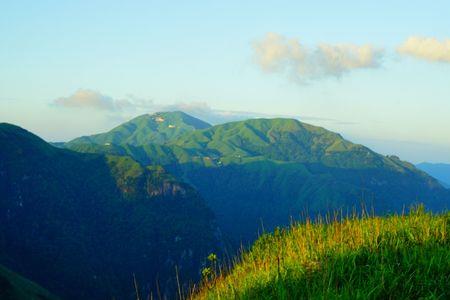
192,207,450,299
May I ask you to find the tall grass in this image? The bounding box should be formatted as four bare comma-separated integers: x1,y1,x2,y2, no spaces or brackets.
192,207,450,299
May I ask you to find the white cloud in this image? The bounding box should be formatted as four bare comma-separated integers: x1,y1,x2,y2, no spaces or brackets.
398,36,450,63
163,102,253,124
53,92,262,124
54,89,115,110
253,32,384,82
165,101,356,126
52,90,355,126
53,89,154,111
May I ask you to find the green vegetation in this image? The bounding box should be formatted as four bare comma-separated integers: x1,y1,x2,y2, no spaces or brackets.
69,116,426,170
0,123,220,299
0,264,58,300
169,118,387,168
65,112,449,246
3,113,450,299
67,111,211,146
194,208,450,299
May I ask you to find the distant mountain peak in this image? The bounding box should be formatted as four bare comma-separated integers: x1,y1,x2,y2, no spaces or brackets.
416,162,450,188
67,111,211,147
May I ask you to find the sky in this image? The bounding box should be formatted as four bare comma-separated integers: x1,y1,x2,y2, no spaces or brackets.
1,1,450,163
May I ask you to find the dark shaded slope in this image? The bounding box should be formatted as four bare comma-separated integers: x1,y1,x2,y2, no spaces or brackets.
0,123,220,299
169,160,448,244
0,264,58,300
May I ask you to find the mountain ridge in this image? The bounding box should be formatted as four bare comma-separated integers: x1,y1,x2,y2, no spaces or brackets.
66,115,432,174
63,112,449,245
67,111,211,147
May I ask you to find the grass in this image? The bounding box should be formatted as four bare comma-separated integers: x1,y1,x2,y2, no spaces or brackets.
192,207,450,299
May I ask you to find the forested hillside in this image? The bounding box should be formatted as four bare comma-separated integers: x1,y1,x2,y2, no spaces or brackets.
0,123,220,299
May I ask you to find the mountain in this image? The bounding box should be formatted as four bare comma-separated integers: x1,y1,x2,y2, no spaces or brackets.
194,209,450,299
0,264,58,300
0,123,220,299
67,111,211,147
66,114,450,245
165,118,449,243
4,113,450,298
417,162,450,188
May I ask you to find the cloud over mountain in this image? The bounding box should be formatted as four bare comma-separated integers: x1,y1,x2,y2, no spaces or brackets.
398,36,450,63
53,89,154,111
253,32,384,82
52,90,355,128
54,89,116,110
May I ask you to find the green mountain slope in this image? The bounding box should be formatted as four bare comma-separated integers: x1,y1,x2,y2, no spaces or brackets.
169,118,416,169
194,209,450,299
67,111,211,146
66,114,450,245
0,264,58,300
0,123,220,299
165,119,449,243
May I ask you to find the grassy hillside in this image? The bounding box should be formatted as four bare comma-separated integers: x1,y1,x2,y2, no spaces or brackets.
170,118,398,169
194,208,450,299
67,111,211,146
0,265,58,300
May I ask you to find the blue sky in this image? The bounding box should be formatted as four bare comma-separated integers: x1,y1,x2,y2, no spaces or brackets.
1,1,450,163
